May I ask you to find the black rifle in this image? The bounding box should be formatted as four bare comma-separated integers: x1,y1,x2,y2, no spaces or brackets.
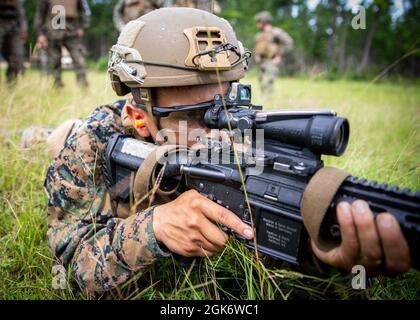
104,83,420,269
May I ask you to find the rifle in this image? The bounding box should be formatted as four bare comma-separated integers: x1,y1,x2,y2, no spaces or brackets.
104,83,420,269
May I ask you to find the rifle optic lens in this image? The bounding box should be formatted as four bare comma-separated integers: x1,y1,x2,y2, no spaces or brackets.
258,115,350,156
331,117,349,156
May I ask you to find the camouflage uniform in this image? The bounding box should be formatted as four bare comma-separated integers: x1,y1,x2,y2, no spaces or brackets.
113,0,165,32
172,0,213,11
113,0,216,32
255,27,293,96
44,100,170,295
0,0,27,83
34,0,91,88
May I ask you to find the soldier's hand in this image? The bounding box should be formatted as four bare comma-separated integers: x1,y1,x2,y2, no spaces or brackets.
153,189,254,257
77,28,84,38
311,200,411,275
20,30,28,41
36,35,48,48
272,55,282,65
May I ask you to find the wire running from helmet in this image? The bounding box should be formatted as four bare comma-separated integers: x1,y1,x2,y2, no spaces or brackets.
108,43,251,85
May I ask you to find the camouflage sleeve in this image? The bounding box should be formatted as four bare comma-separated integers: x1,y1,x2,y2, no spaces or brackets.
44,104,170,295
79,0,91,29
34,0,49,35
113,0,126,32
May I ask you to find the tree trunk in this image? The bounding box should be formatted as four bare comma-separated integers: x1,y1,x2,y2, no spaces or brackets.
327,0,338,69
338,16,348,72
358,14,377,72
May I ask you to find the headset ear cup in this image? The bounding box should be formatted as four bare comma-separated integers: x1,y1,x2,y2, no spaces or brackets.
110,73,131,96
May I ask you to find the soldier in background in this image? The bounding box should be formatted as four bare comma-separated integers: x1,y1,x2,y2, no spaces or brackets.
113,0,218,33
35,0,91,88
0,0,27,85
113,0,165,32
254,11,293,96
172,0,216,12
31,43,49,73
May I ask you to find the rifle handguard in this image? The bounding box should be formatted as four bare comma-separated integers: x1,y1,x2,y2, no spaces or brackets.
301,167,350,252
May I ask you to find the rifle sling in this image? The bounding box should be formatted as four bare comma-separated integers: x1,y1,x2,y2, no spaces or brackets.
133,144,186,208
301,167,350,252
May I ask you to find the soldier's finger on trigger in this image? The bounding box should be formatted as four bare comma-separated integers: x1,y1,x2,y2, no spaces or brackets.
199,199,254,239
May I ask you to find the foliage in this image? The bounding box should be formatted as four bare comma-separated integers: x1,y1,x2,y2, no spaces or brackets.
21,0,420,78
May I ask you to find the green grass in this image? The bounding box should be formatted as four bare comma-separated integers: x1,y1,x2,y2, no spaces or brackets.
0,70,419,300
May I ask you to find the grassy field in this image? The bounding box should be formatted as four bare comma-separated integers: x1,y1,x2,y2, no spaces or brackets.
0,70,419,300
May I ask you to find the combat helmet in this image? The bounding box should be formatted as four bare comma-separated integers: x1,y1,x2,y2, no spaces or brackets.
254,11,273,24
108,7,250,104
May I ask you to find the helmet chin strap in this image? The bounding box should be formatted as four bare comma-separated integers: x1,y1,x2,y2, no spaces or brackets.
132,87,166,143
139,88,154,122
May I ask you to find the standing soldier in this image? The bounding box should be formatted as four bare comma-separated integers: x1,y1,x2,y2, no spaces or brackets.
34,0,91,88
113,0,166,32
113,0,218,33
0,0,27,84
254,11,293,96
172,0,215,12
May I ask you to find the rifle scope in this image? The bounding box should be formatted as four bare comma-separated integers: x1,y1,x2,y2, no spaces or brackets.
257,113,350,156
204,107,350,156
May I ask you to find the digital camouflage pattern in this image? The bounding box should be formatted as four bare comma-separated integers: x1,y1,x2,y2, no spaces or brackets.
0,0,27,83
44,100,170,295
34,0,91,87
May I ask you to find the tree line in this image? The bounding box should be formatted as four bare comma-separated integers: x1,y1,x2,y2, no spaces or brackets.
23,0,420,78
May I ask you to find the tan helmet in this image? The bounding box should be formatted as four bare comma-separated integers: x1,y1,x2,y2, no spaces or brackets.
254,11,273,24
108,7,250,97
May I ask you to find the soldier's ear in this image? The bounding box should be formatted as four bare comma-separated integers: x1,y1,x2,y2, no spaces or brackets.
125,103,151,138
125,102,146,120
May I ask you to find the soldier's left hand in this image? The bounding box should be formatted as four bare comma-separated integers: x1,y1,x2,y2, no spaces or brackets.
36,35,48,48
77,28,84,38
272,55,282,65
310,200,411,275
20,30,28,41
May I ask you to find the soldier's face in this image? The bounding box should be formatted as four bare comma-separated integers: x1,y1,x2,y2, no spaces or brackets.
153,83,231,148
127,83,231,148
